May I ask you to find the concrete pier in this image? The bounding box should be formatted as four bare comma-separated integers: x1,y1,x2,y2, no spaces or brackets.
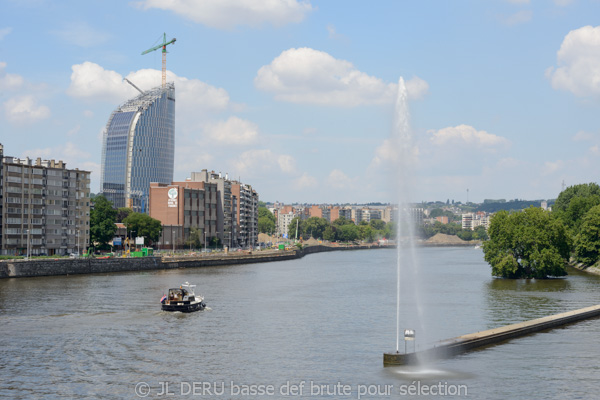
384,304,600,365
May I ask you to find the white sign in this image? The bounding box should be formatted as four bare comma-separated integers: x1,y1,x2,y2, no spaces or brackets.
135,236,144,246
167,187,178,208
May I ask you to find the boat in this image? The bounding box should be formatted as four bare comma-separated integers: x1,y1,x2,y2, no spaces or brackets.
160,282,206,312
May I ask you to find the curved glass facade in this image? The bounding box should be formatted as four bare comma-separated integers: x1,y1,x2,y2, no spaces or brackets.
101,83,175,211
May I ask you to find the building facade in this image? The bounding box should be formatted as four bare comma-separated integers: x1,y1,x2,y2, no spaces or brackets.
100,83,175,212
149,180,218,249
149,173,258,249
0,147,90,256
231,182,258,248
189,170,234,249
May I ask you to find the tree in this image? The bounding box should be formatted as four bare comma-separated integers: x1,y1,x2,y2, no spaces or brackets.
90,196,117,248
185,227,203,249
473,225,489,241
116,207,133,223
333,216,354,227
323,226,336,241
574,204,600,266
258,217,275,234
123,212,162,246
384,221,397,240
369,219,386,231
554,183,600,231
483,207,571,278
303,217,329,239
359,225,375,242
337,224,360,242
258,207,276,223
258,207,276,234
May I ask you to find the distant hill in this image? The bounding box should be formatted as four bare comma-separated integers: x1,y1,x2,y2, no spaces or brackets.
476,200,546,213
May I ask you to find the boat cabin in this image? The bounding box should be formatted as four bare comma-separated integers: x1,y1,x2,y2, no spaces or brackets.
167,287,195,303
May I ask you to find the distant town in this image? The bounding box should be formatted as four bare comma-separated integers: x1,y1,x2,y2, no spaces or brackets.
0,136,553,256
0,79,554,257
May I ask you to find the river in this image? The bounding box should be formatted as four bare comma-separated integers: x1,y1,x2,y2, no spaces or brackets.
1,247,599,399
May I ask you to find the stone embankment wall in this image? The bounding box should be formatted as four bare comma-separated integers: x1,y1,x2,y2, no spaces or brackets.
0,244,393,279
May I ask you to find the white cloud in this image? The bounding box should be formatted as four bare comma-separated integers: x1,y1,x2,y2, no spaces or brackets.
0,61,24,90
573,130,596,141
67,62,231,115
205,116,259,145
135,0,313,29
255,47,428,106
547,25,600,97
21,142,94,170
327,169,354,190
52,21,110,47
0,27,12,40
67,61,134,102
405,76,429,100
277,154,296,173
506,0,530,4
20,143,100,183
429,124,510,149
83,110,94,118
66,125,81,137
542,160,564,176
294,172,317,189
4,95,50,123
232,149,296,177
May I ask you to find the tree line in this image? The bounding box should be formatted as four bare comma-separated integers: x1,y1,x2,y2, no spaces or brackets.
258,208,396,243
483,183,600,279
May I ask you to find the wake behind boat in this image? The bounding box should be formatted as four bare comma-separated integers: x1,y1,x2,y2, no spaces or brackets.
160,282,206,312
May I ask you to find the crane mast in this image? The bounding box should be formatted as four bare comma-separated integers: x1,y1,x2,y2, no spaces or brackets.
141,33,176,88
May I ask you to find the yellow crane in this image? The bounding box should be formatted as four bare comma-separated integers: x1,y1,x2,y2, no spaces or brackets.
141,33,176,88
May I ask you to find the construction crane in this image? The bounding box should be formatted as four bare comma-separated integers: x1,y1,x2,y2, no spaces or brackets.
141,33,176,88
123,78,144,95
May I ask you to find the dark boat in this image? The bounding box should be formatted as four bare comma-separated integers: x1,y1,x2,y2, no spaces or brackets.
160,282,206,312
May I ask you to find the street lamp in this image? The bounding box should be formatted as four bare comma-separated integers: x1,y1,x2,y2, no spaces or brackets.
26,229,30,260
172,230,176,255
77,229,80,256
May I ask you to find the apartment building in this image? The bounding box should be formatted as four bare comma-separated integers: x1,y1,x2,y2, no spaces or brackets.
0,145,91,256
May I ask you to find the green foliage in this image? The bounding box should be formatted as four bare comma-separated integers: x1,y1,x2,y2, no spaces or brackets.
323,226,336,241
483,207,571,278
90,196,117,248
258,207,276,233
359,225,375,242
554,183,600,231
369,219,386,230
332,216,354,227
476,200,542,213
574,204,600,266
383,221,396,240
116,207,133,223
258,207,276,223
303,217,329,239
473,225,489,241
337,224,360,242
122,212,162,245
258,216,276,234
185,227,203,249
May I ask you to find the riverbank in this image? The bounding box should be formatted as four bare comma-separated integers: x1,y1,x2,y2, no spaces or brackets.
0,244,395,279
570,261,600,276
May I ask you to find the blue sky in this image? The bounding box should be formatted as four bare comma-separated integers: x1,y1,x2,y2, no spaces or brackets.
2,0,600,204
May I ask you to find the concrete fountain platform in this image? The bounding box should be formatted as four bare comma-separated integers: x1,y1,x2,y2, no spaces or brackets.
384,304,600,365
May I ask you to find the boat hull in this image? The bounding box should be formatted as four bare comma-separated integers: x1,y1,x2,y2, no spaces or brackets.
161,301,205,313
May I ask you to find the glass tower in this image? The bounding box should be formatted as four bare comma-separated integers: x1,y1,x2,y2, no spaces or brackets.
100,83,175,212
